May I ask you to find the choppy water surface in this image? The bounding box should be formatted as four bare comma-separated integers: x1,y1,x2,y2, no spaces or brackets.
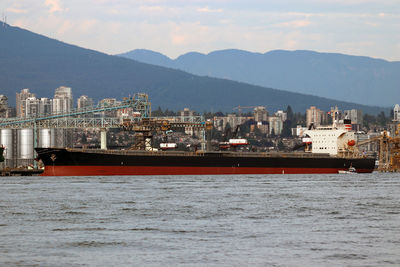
1,173,400,266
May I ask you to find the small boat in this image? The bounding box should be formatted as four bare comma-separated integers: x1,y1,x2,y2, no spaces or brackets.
338,165,357,174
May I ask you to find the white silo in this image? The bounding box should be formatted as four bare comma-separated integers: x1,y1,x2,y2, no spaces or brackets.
39,129,51,148
50,128,57,147
19,128,34,159
1,129,13,159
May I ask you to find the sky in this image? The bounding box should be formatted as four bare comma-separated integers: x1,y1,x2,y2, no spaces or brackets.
1,0,399,61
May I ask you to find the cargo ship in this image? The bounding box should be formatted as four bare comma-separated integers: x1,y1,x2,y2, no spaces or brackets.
35,121,375,176
36,147,375,176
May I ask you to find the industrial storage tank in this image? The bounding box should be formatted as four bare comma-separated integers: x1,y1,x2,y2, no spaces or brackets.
39,129,51,148
1,129,13,159
51,129,57,147
19,128,34,159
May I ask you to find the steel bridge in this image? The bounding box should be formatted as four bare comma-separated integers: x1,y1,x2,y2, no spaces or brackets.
0,93,152,129
0,93,209,168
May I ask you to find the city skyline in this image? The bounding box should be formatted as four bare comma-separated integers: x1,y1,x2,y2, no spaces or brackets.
1,0,399,61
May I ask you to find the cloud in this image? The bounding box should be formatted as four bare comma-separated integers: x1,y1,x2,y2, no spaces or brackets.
277,20,311,28
2,0,399,60
197,6,223,13
6,7,28,14
44,0,64,13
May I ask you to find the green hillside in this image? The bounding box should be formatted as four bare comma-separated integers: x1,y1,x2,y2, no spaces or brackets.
0,23,387,114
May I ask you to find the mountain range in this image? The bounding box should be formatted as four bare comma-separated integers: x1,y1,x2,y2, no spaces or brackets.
0,23,389,114
118,49,400,107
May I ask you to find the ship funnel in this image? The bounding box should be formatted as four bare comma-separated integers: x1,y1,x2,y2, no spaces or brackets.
344,119,352,131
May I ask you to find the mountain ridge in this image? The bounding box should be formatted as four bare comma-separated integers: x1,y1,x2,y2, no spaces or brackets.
118,49,400,107
0,23,388,115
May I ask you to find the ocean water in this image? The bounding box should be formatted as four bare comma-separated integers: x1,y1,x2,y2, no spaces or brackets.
1,173,400,266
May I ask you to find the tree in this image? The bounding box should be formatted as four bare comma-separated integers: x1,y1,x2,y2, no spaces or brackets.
286,105,294,122
281,120,292,137
152,106,164,117
377,111,386,127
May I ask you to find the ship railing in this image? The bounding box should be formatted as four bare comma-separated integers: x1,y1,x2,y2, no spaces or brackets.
67,148,344,158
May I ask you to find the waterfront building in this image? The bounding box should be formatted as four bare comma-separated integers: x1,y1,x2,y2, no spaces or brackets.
0,95,8,118
213,114,249,132
256,121,269,134
275,110,287,122
77,95,94,110
269,116,283,135
16,88,35,117
344,109,363,125
394,104,400,122
22,97,53,118
24,97,40,118
53,86,73,114
7,107,16,118
306,106,327,127
253,106,268,122
39,98,53,116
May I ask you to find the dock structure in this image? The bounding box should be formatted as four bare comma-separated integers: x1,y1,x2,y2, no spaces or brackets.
1,168,44,176
0,93,207,170
356,125,400,172
0,94,152,169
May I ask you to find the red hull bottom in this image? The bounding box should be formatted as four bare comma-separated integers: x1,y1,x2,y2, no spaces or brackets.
41,165,374,176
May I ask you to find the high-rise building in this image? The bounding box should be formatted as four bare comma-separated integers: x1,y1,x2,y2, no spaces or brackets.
0,95,8,118
39,98,53,115
19,97,52,118
269,116,283,135
306,106,327,127
16,88,35,117
394,104,400,122
213,114,250,132
275,110,287,122
53,87,73,149
53,86,73,114
344,109,363,125
24,97,40,118
253,106,268,122
77,95,94,110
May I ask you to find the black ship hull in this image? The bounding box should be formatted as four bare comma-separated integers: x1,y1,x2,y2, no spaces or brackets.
35,148,376,176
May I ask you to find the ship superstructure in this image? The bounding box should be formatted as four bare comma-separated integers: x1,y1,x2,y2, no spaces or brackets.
304,119,356,156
